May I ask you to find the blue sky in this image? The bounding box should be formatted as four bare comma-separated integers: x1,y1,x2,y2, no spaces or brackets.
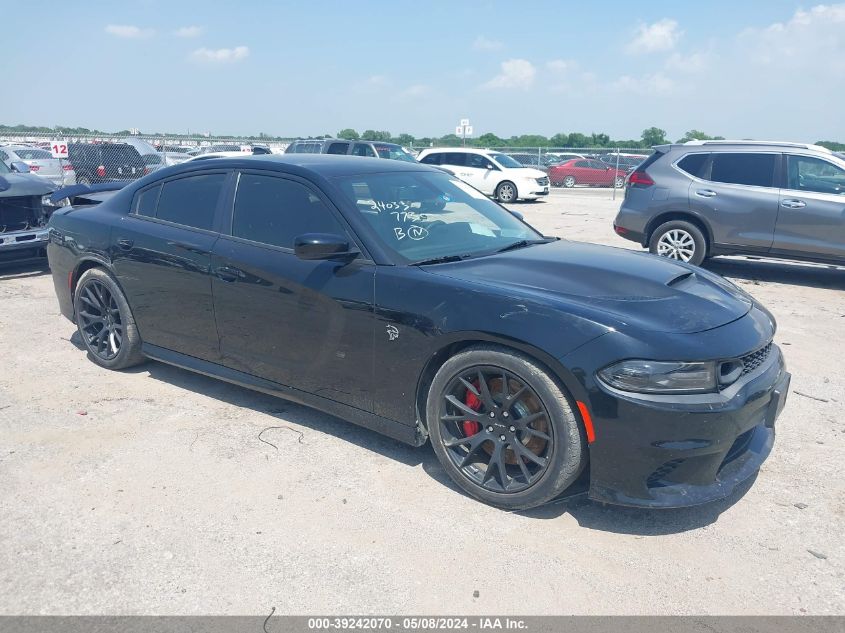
2,1,843,141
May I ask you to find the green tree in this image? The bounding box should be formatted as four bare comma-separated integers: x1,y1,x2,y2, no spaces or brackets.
590,133,610,147
641,127,668,147
816,140,845,151
567,132,589,147
477,132,505,147
361,130,392,142
337,128,360,140
548,133,569,147
437,134,463,147
394,133,415,146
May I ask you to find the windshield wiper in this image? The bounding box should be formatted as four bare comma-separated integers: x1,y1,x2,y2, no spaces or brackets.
495,238,553,254
410,254,471,266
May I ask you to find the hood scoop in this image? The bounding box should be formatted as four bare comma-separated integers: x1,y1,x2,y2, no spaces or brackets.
666,271,696,288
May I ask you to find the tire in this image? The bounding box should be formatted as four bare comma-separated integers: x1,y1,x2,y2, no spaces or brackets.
495,181,517,203
77,176,91,186
74,267,145,370
562,175,576,188
426,345,586,510
613,176,625,189
649,220,708,266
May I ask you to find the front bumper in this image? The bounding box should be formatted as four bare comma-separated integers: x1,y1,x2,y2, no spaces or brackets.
0,228,49,263
560,308,789,508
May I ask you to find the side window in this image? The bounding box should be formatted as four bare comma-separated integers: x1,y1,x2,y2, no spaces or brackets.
0,150,7,161
466,154,487,169
326,142,350,155
156,173,226,230
232,174,346,249
134,184,161,216
786,155,845,195
441,153,467,167
710,153,776,188
420,153,440,165
352,143,377,157
677,153,709,178
574,160,589,168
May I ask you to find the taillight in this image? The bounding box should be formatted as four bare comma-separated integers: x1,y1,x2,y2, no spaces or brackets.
96,165,106,178
628,170,654,187
62,163,74,171
28,164,40,171
144,167,150,175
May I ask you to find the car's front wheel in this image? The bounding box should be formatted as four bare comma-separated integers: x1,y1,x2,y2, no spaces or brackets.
427,346,586,510
562,175,576,188
613,176,625,188
649,220,707,266
495,181,517,203
74,268,145,370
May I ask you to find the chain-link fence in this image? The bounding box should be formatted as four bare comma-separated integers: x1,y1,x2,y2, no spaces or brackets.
0,130,649,193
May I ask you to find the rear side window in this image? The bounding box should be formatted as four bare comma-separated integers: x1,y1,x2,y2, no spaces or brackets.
441,153,467,167
710,153,776,188
420,153,441,165
326,142,350,155
134,185,161,216
232,174,346,249
677,153,709,178
352,143,377,157
155,173,226,230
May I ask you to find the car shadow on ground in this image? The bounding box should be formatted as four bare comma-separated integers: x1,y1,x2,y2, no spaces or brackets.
0,260,50,281
705,257,845,291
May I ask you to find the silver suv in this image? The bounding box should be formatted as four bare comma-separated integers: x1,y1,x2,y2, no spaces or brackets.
613,141,845,266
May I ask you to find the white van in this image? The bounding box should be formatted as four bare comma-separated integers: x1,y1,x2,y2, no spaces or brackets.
417,148,549,202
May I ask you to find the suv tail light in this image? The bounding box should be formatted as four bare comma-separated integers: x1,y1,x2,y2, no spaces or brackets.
62,163,74,171
628,170,654,187
96,165,106,178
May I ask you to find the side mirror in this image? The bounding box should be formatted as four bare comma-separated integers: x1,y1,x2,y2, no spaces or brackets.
10,161,30,173
509,210,524,221
294,233,358,261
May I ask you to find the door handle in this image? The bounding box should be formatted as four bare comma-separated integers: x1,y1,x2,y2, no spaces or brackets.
781,199,806,209
214,266,243,282
116,238,134,250
695,189,717,198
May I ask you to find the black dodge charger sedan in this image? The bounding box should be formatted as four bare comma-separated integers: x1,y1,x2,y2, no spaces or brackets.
47,155,790,510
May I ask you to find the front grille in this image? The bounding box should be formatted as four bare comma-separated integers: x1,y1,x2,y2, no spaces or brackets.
739,342,773,376
535,176,549,186
719,427,756,470
0,196,40,233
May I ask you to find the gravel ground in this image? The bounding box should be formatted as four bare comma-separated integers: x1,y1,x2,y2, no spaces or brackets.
0,188,843,615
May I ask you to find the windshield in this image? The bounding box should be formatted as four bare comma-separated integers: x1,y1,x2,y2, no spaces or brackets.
375,145,417,162
489,153,523,169
14,149,52,160
0,160,9,174
334,171,543,264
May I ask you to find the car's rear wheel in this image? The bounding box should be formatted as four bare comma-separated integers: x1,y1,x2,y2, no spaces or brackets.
649,220,707,266
427,346,586,510
495,181,517,203
562,175,576,188
613,176,625,188
74,268,145,370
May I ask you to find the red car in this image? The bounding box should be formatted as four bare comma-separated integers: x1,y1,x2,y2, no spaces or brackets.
549,159,627,188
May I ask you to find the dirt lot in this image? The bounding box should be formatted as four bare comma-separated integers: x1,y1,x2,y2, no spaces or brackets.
1,189,843,615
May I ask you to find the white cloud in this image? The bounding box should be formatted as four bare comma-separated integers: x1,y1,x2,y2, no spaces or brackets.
627,18,681,53
545,59,577,73
482,59,536,90
174,25,204,38
190,46,249,63
400,84,429,98
611,72,675,95
473,36,503,51
105,24,154,39
665,51,709,73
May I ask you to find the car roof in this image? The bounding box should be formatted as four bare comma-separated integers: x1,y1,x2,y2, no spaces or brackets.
421,147,494,154
167,153,436,177
675,140,831,153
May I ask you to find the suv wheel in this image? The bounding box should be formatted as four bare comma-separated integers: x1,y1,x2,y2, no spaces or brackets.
649,220,707,266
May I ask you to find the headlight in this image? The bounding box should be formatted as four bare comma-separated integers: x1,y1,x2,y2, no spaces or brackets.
598,360,717,394
41,194,67,209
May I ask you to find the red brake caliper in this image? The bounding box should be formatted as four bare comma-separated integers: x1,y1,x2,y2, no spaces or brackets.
463,381,482,437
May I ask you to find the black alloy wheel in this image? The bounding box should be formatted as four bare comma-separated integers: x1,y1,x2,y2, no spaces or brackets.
427,346,586,509
74,268,145,369
439,365,553,493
